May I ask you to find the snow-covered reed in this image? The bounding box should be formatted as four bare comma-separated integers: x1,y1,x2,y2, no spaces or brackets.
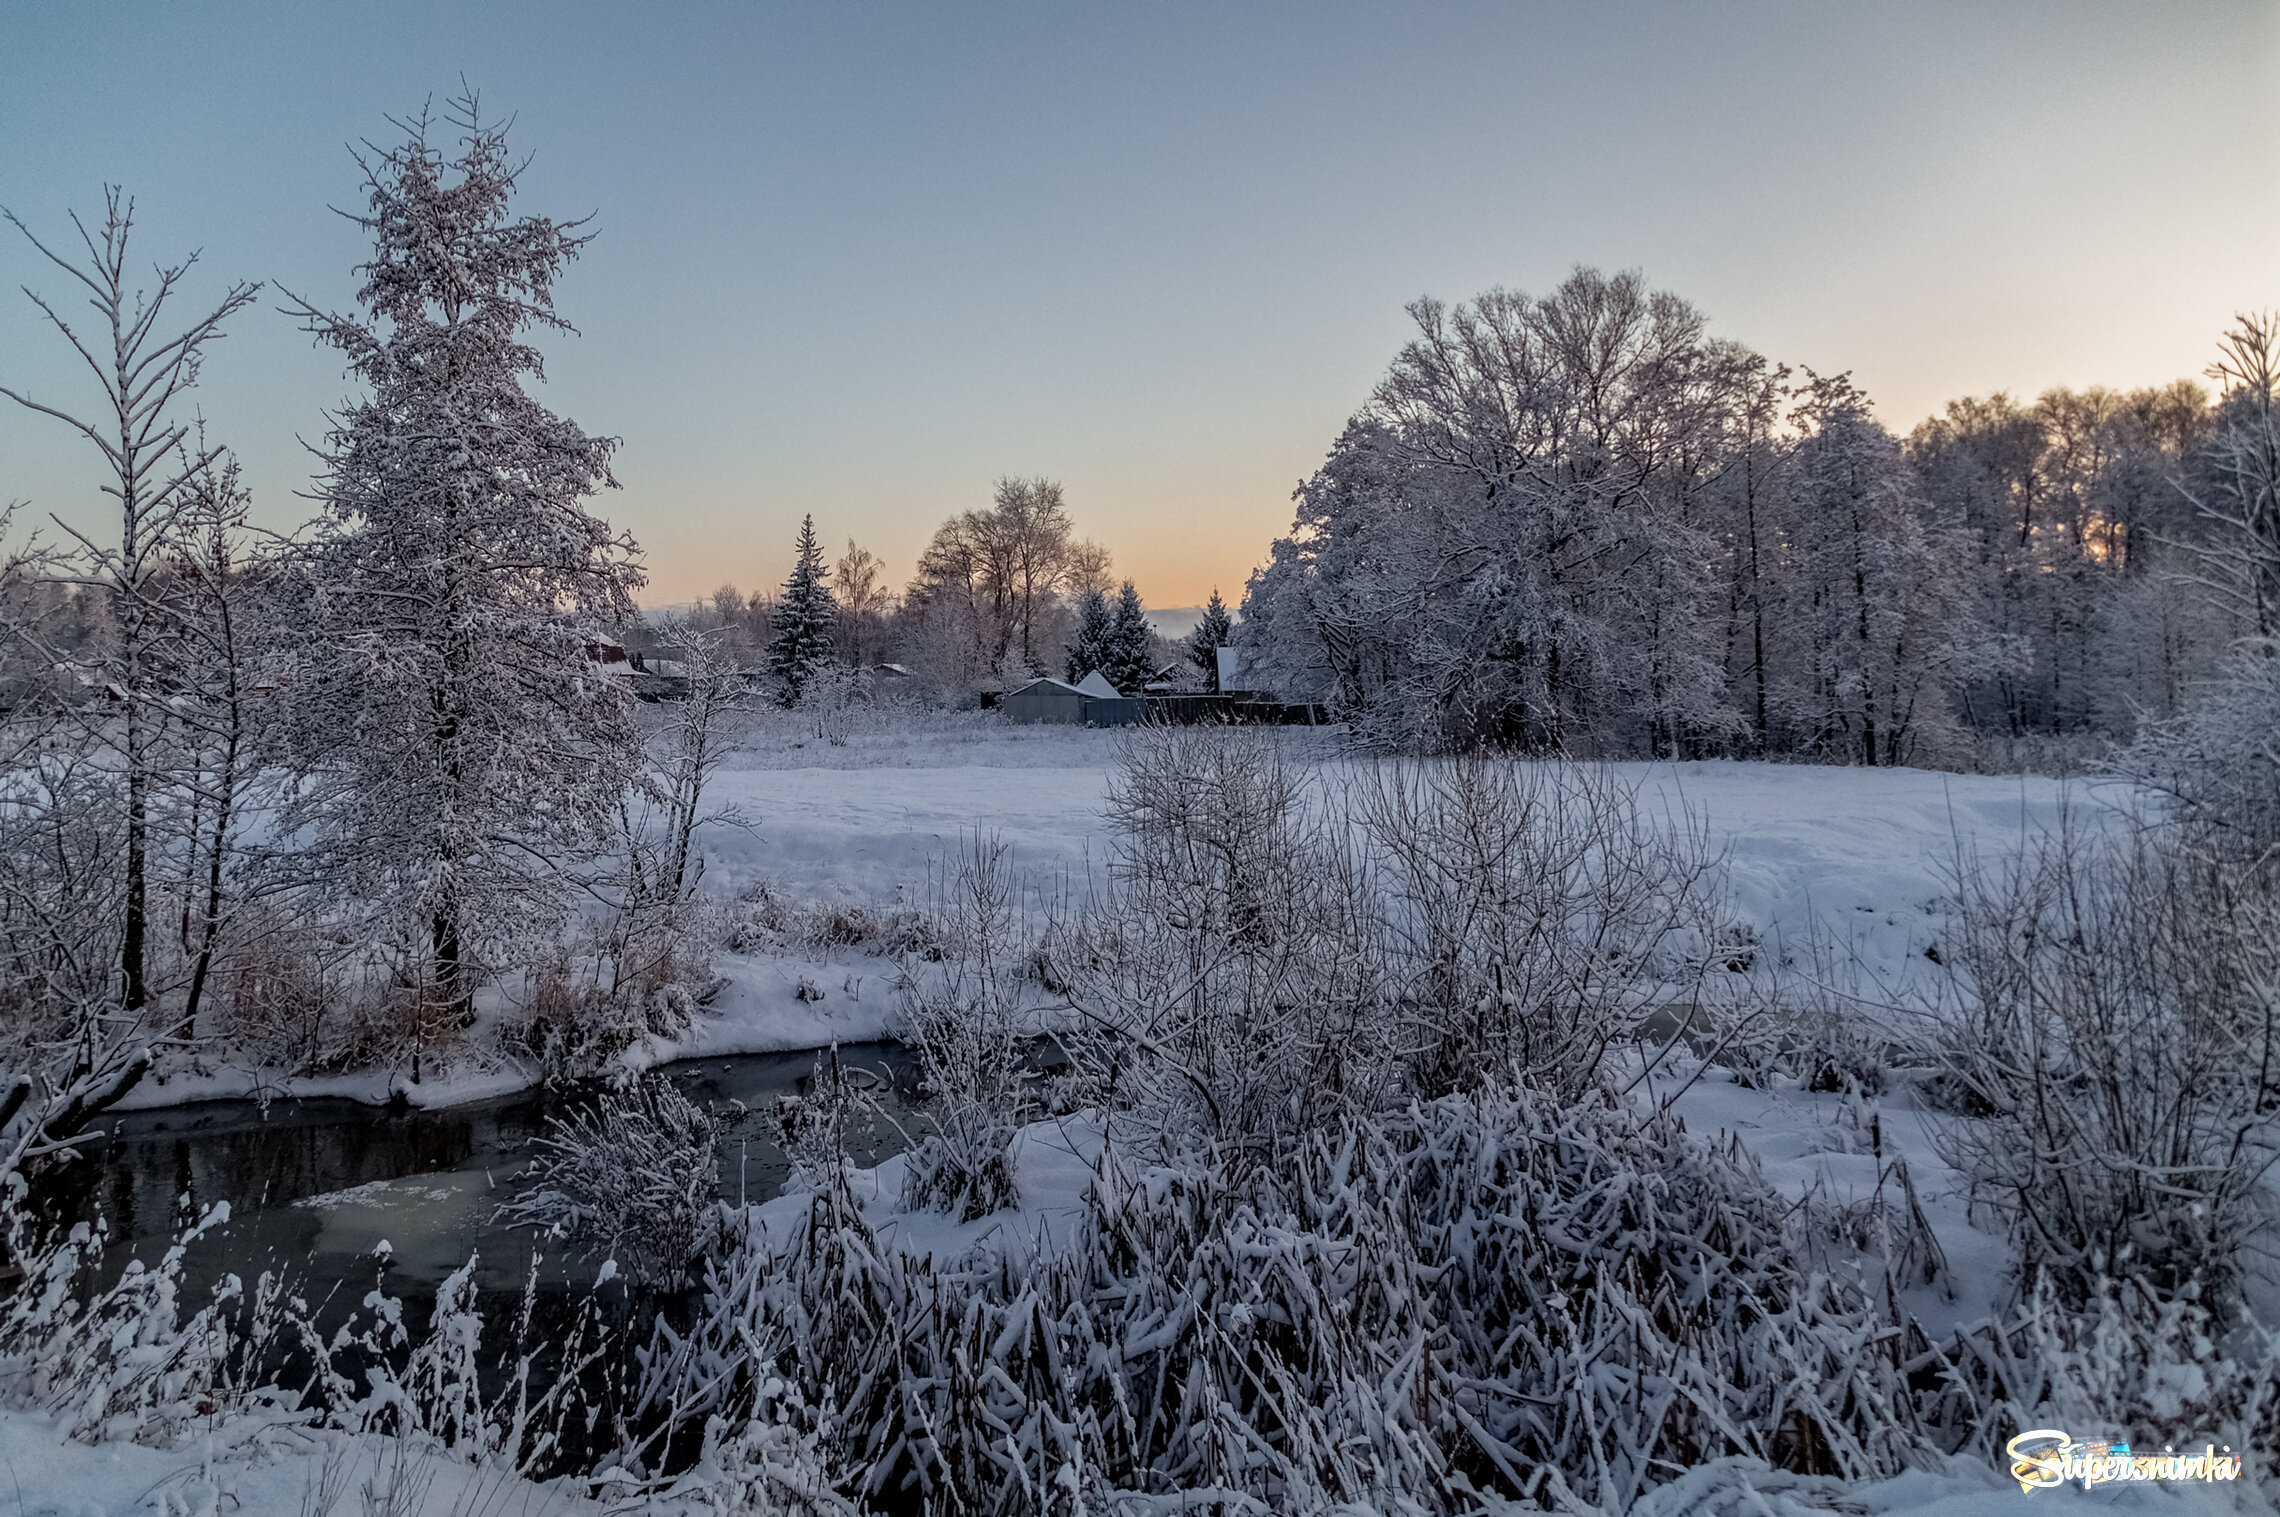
0,1199,279,1445
0,1190,599,1487
497,1071,724,1289
631,1087,1921,1513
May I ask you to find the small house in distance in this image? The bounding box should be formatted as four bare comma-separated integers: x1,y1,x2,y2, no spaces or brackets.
1004,673,1145,726
1002,676,1086,724
1003,665,1322,728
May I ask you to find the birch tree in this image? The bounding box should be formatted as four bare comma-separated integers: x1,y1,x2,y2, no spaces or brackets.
282,96,643,1038
0,190,258,1019
831,538,890,668
907,477,1089,679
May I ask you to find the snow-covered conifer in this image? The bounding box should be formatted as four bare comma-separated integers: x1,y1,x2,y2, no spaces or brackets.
767,513,836,706
1187,587,1232,691
1105,578,1154,692
1062,586,1112,684
281,95,644,1031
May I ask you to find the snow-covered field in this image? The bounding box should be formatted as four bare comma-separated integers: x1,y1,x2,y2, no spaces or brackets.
678,728,2131,1070
123,719,2127,1110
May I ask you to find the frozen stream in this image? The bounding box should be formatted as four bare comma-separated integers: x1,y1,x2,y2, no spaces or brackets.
32,1044,923,1339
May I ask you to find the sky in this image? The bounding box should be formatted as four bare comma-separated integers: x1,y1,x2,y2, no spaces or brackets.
2,3,2274,611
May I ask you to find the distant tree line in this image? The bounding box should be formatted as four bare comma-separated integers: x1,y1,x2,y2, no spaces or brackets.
1240,267,2251,765
680,476,1214,706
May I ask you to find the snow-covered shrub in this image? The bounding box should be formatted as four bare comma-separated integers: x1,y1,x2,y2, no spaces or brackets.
896,832,1039,1218
773,1046,884,1198
725,881,795,947
800,901,921,953
1718,969,1893,1099
498,1072,722,1288
635,1088,1918,1513
1354,756,1729,1100
1055,725,1396,1158
797,663,872,747
2125,636,2280,861
493,949,647,1085
0,754,157,1172
215,907,357,1074
723,881,933,960
1931,820,2280,1317
1794,1009,1889,1097
496,899,728,1086
1054,734,1733,1158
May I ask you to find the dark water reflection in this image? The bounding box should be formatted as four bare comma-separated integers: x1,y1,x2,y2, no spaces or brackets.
29,1043,922,1345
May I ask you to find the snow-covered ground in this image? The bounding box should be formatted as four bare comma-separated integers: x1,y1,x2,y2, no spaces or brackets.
679,732,2131,1070
0,1413,609,1517
124,719,2132,1112
0,1416,2256,1517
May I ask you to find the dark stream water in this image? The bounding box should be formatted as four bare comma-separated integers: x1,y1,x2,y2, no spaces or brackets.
29,1044,923,1343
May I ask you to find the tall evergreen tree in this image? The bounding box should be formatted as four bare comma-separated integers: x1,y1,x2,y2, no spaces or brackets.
768,514,836,704
283,96,644,1028
1187,588,1233,692
1065,587,1113,683
1106,579,1155,693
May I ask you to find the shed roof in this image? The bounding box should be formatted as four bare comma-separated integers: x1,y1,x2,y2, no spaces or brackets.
1006,676,1083,698
1074,670,1122,698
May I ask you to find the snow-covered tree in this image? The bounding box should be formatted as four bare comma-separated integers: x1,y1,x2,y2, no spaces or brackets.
1247,270,1753,751
281,96,644,1034
0,190,259,1019
1105,579,1154,692
153,443,275,1037
1187,587,1233,691
831,537,890,668
1063,586,1112,684
2180,313,2280,638
907,477,1103,681
767,514,836,705
2127,314,2280,853
1770,374,1973,765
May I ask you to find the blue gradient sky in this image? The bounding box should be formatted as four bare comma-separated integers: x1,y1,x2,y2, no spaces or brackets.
3,3,2274,608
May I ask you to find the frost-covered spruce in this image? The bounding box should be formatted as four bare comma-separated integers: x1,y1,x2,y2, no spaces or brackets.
281,94,643,1031
1062,586,1113,685
1104,577,1153,693
768,513,837,706
1187,585,1233,690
